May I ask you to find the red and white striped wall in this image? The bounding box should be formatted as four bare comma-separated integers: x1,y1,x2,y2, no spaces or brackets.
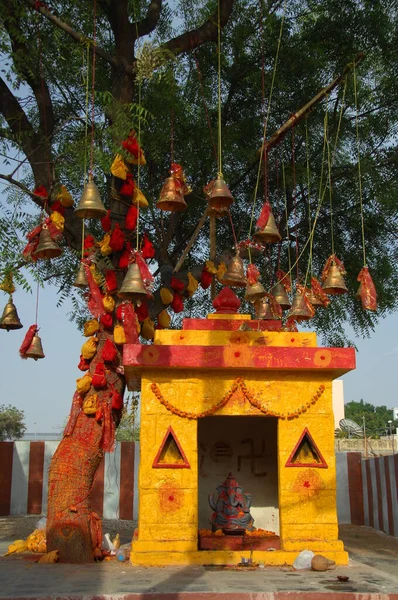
0,441,139,520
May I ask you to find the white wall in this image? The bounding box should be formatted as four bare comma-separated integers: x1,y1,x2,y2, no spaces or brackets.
332,379,345,429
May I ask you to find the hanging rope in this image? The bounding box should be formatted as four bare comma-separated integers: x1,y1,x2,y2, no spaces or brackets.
80,43,91,259
89,0,97,175
132,0,143,252
291,126,299,280
304,117,312,288
194,55,218,166
353,63,367,267
282,162,293,290
217,0,223,178
324,97,335,255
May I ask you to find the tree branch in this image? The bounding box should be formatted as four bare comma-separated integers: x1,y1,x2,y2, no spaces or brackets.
162,0,235,56
133,0,162,39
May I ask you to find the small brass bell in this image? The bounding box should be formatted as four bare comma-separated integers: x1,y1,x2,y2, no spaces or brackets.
35,225,63,260
75,174,107,219
245,280,266,303
288,292,313,322
219,253,246,287
206,205,229,218
118,262,149,302
254,296,280,320
307,290,324,308
25,334,45,360
208,177,234,211
253,212,281,245
271,281,291,310
156,177,187,212
322,264,348,295
0,297,23,331
73,263,88,288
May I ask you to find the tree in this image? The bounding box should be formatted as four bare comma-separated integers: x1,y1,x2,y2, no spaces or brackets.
345,400,398,436
0,404,26,441
116,394,140,441
1,0,397,562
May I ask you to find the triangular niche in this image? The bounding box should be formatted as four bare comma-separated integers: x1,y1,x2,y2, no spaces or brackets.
152,426,190,469
285,427,327,468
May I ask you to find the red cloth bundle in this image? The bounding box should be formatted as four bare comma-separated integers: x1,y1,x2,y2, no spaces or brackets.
119,242,132,269
135,301,148,322
111,390,123,410
121,303,140,343
102,339,118,363
100,313,113,329
110,223,125,252
122,132,140,158
19,324,38,359
92,363,107,389
22,239,39,262
125,206,138,231
171,276,185,293
256,201,271,230
84,235,96,256
246,263,260,285
141,234,155,259
357,267,377,311
311,277,330,307
120,173,135,197
33,185,48,200
101,210,111,232
84,263,105,318
50,201,65,216
276,269,292,292
78,354,90,371
105,270,118,294
171,292,184,313
201,269,213,289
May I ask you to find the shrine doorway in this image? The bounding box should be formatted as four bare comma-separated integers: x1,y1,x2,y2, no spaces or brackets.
198,416,279,534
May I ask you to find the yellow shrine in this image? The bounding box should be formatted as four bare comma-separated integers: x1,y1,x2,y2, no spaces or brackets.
123,295,355,566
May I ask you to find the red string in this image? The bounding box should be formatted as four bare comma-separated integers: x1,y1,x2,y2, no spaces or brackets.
194,55,218,166
292,126,299,280
90,0,97,174
171,106,174,165
259,0,268,204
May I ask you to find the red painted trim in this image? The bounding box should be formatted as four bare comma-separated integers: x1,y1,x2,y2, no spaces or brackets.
27,441,45,515
183,318,282,331
285,427,327,468
374,457,384,532
347,452,364,525
91,456,105,517
119,442,135,520
365,459,374,528
152,426,190,469
384,455,394,536
0,442,14,516
124,344,355,376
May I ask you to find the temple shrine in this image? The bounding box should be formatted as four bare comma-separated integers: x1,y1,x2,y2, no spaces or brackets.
123,289,355,566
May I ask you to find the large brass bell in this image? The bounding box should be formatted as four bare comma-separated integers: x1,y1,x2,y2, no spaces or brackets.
271,281,291,310
206,205,229,218
322,264,348,295
73,262,88,288
307,290,324,308
35,225,63,259
253,212,281,245
219,253,246,287
288,292,313,322
245,280,266,303
75,174,107,219
208,177,234,210
0,297,23,331
118,262,149,302
25,334,45,360
156,177,187,212
254,296,280,320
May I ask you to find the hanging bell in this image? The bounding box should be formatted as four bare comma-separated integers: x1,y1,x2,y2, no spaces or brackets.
219,253,246,287
75,174,107,219
288,292,313,322
208,178,234,211
24,334,45,360
245,280,266,303
206,205,229,218
35,225,63,259
118,262,149,302
253,212,281,245
307,290,324,308
271,282,291,310
322,264,348,295
0,297,23,331
73,262,88,288
156,177,187,212
254,296,280,320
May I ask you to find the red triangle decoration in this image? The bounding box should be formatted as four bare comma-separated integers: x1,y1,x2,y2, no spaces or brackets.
152,426,190,469
285,427,327,468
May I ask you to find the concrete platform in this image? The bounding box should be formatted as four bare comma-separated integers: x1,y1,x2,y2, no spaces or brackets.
0,525,397,599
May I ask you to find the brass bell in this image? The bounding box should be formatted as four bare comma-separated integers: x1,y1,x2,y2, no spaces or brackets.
35,225,63,259
0,297,23,331
254,296,280,320
208,177,234,211
73,262,88,288
206,205,229,218
252,211,281,245
118,262,149,302
307,290,324,308
219,253,246,287
156,177,187,212
24,334,45,360
288,292,313,322
322,264,348,295
271,281,291,310
245,280,266,303
75,174,107,219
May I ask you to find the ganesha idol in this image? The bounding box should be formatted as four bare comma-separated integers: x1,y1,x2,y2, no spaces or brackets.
208,472,254,533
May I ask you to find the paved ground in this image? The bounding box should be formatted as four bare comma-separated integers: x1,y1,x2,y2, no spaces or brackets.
0,522,397,599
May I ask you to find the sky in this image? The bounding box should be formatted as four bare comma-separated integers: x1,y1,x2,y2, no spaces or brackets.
0,278,397,433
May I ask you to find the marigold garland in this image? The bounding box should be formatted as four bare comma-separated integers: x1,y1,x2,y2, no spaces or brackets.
151,378,325,420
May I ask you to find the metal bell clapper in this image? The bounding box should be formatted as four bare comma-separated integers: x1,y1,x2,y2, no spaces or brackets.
25,334,45,360
252,212,281,244
254,296,280,320
288,291,313,322
208,177,234,211
322,264,348,295
220,253,247,287
156,177,187,212
271,281,291,310
118,262,149,302
74,174,107,219
0,297,23,331
35,224,63,259
245,280,266,303
73,262,88,288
